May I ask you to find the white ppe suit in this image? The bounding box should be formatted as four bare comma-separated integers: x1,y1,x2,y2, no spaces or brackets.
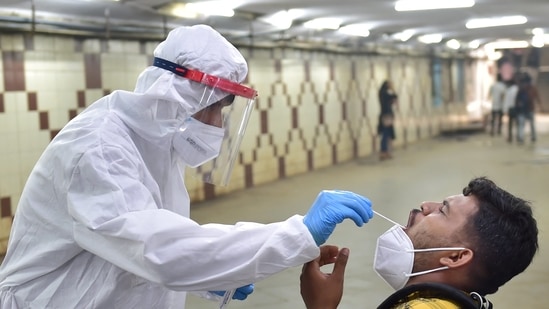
0,25,319,308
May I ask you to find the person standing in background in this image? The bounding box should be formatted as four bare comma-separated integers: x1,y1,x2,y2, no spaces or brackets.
377,80,398,161
487,73,506,136
516,73,542,144
502,76,519,143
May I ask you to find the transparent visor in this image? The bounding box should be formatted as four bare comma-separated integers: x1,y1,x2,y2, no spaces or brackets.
191,92,255,186
153,57,257,186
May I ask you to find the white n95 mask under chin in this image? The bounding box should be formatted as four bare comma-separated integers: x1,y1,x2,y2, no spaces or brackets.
173,117,224,168
373,224,465,290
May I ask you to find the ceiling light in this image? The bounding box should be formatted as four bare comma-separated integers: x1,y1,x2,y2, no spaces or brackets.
338,24,370,37
446,39,460,49
531,33,549,48
261,10,293,29
167,3,198,18
259,8,305,29
303,18,341,30
158,1,237,18
466,15,527,29
418,34,442,44
187,1,235,17
532,35,544,48
395,0,474,11
468,40,481,49
532,28,544,36
393,29,414,42
487,50,503,61
485,40,529,49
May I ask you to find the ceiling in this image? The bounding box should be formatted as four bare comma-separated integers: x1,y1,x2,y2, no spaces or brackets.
0,0,548,54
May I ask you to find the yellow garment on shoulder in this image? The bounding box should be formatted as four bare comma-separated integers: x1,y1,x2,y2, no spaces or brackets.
393,297,460,309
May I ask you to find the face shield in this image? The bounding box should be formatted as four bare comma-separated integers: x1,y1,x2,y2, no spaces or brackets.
153,57,257,186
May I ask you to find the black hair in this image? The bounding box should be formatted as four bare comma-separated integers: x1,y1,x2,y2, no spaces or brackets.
379,80,390,93
462,177,538,295
519,72,532,85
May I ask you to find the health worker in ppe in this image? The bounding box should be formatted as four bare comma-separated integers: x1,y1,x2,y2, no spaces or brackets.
299,177,538,309
0,24,374,308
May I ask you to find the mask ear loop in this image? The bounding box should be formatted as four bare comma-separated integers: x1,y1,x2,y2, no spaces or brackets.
402,247,467,277
403,266,449,277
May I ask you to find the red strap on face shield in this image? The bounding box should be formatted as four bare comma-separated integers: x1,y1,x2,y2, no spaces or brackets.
153,57,258,99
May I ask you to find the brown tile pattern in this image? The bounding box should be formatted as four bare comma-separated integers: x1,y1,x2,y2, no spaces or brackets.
27,92,37,111
84,53,102,89
351,60,357,79
274,59,281,74
23,34,34,51
204,183,215,200
50,129,60,140
0,31,494,236
341,100,347,121
307,150,314,171
318,105,324,124
304,60,310,82
39,111,49,130
3,51,25,91
278,157,285,178
258,109,268,133
244,164,253,188
69,109,77,120
0,198,11,218
77,90,86,108
291,107,298,129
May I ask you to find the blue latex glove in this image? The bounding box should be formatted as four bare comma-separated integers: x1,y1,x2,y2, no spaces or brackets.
211,284,254,301
303,190,373,246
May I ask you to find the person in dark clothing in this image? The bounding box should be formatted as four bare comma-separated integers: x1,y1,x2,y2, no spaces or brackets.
377,80,398,160
516,73,542,143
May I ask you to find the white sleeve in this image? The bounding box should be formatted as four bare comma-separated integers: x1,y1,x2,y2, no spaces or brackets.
67,145,319,292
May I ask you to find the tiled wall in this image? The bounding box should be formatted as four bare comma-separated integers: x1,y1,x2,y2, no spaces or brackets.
0,32,489,253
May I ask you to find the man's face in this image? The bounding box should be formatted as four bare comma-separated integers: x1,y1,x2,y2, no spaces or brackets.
192,95,234,128
404,194,478,271
499,61,515,82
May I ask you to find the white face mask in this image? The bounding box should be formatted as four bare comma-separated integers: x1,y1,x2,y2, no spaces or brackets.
373,224,466,290
173,117,225,167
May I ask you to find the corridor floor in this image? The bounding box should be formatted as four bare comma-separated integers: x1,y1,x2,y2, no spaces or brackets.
187,116,549,309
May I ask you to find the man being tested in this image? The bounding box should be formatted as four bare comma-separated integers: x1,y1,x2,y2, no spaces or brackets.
0,25,374,308
300,177,538,308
